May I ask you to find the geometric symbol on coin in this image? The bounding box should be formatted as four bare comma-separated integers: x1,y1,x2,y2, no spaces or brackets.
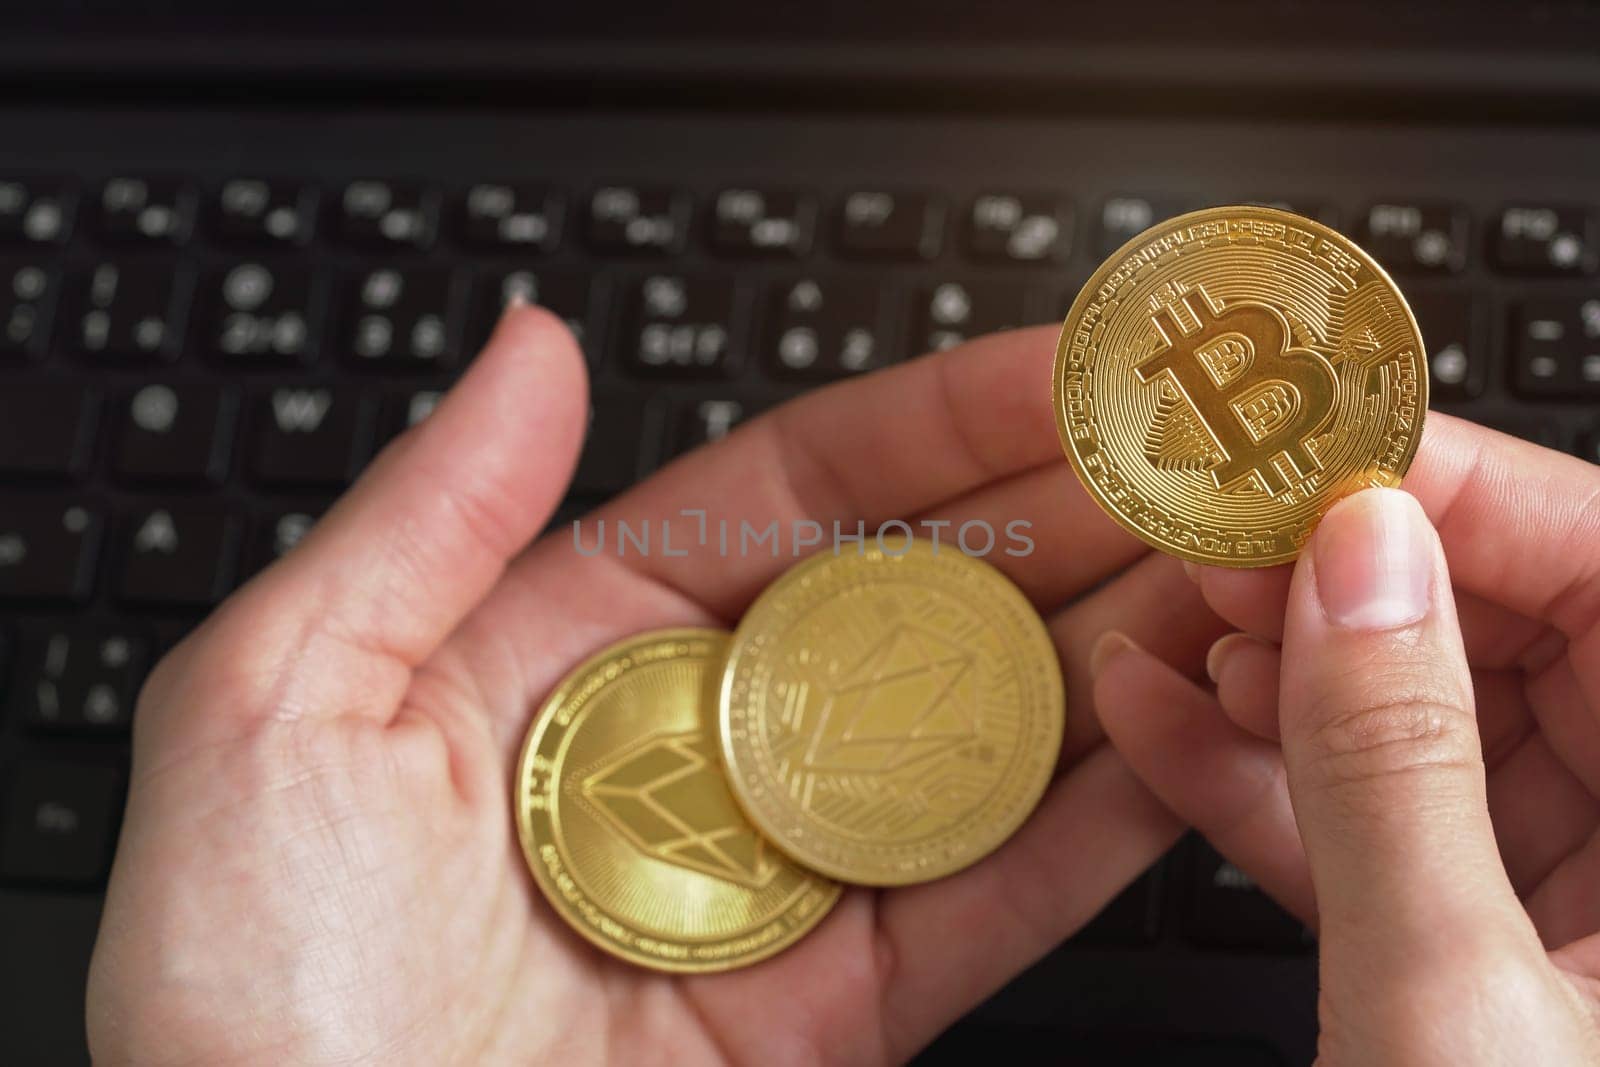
582,731,779,889
1135,286,1337,496
804,624,978,777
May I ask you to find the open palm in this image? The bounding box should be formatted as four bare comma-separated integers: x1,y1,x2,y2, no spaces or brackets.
85,309,1227,1066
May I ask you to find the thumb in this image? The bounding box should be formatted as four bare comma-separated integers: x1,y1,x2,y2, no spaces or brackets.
144,303,588,736
1278,488,1539,974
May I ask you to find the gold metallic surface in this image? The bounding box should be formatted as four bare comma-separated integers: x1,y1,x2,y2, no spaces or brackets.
720,542,1064,886
515,629,840,973
1054,205,1427,567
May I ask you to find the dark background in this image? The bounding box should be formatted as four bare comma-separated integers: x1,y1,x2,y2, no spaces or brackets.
1,3,1597,1064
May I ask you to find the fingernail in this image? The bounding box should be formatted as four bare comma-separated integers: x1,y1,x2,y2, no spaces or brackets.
1205,633,1242,684
505,291,529,309
1089,630,1137,680
1311,488,1434,632
1181,560,1201,584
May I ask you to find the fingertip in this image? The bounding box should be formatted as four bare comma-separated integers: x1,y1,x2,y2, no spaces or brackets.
1308,487,1438,633
1088,629,1139,682
1204,632,1239,684
483,301,587,390
1205,632,1283,741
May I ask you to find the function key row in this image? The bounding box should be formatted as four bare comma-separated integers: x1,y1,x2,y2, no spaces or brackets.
5,176,1591,274
0,177,1068,263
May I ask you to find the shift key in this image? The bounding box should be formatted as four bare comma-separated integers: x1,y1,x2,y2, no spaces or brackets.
0,499,103,602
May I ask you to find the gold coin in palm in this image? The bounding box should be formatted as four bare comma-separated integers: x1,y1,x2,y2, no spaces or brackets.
719,542,1064,887
1054,205,1428,567
515,628,841,973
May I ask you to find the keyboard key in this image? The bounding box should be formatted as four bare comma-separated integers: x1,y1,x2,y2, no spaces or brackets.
0,177,75,245
1493,205,1597,275
621,274,741,378
198,261,319,366
573,391,651,495
469,268,593,358
117,503,242,606
245,502,328,576
384,386,446,442
669,397,763,457
912,280,1030,355
113,383,237,485
836,190,942,260
1407,290,1485,401
0,260,56,361
1184,839,1309,951
66,261,184,362
338,267,461,370
0,502,102,602
0,383,99,480
587,185,688,255
249,386,376,487
336,180,439,249
1510,296,1600,399
95,177,196,246
213,178,317,246
966,193,1071,263
1359,201,1469,274
709,188,815,258
16,626,149,734
0,762,122,885
1096,196,1190,256
763,277,887,382
460,183,561,250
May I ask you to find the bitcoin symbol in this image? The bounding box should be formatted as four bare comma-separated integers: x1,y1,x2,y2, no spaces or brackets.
1135,287,1337,495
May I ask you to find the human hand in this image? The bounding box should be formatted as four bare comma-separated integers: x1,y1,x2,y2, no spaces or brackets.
1093,420,1600,1064
85,307,1227,1065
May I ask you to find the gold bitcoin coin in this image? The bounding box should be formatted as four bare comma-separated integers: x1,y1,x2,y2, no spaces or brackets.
719,542,1064,886
515,628,841,973
1054,205,1427,567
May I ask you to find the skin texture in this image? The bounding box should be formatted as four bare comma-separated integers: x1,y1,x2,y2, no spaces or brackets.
86,309,1230,1067
1093,427,1600,1065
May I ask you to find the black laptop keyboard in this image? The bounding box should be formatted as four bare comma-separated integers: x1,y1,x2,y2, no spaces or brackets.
1,110,1598,1064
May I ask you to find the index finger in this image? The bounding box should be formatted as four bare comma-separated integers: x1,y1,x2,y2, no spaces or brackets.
598,325,1069,618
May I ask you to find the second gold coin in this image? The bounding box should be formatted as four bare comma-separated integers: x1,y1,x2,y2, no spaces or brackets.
719,542,1064,886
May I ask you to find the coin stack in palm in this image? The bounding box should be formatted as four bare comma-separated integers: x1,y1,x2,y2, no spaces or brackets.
515,541,1064,972
1054,205,1428,566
